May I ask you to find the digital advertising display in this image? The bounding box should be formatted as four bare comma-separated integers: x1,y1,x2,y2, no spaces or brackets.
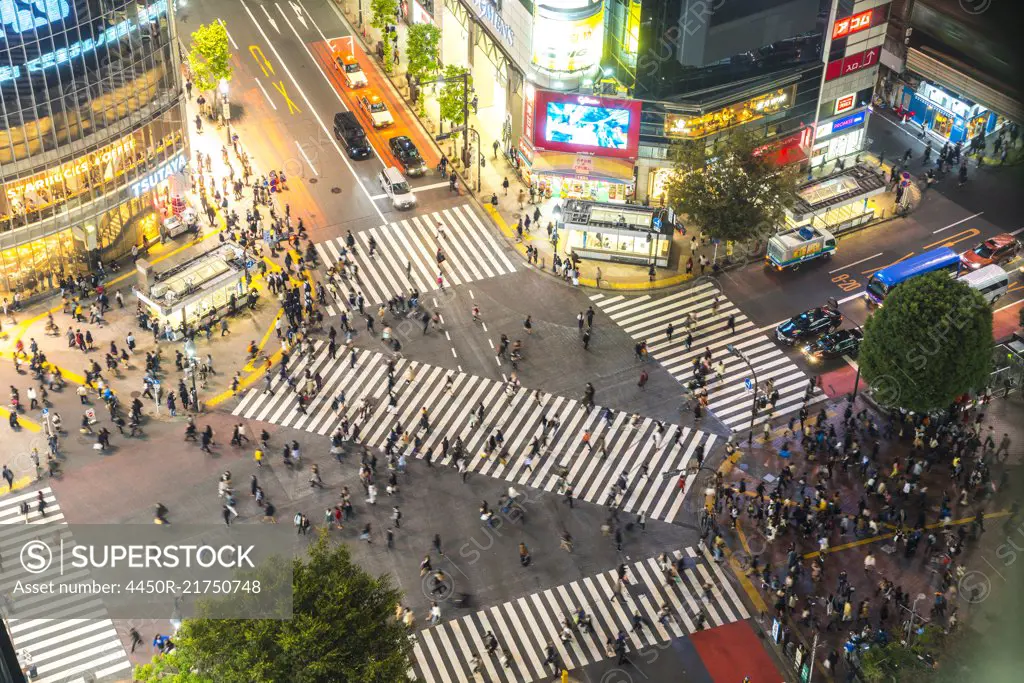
534,90,641,159
531,0,605,76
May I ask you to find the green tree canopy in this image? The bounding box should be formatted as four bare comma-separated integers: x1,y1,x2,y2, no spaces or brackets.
438,64,471,132
663,130,798,242
370,0,399,30
859,271,993,413
187,22,233,93
406,23,441,83
134,533,411,683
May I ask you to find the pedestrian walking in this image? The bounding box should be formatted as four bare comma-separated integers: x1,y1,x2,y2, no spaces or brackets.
638,370,648,389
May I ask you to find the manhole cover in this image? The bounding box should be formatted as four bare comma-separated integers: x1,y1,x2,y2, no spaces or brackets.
331,187,342,194
308,178,318,184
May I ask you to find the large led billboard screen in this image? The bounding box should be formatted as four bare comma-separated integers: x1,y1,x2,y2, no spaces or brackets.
533,91,641,159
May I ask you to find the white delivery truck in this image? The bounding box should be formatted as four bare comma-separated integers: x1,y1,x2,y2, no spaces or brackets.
766,226,836,271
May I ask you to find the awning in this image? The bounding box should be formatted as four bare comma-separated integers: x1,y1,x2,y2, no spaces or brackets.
906,48,1023,122
529,150,636,182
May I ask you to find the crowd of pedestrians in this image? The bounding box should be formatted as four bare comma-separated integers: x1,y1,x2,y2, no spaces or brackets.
710,393,1014,675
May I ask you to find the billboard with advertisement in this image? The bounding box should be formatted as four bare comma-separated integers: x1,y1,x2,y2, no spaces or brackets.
531,0,605,76
831,4,889,40
533,90,641,159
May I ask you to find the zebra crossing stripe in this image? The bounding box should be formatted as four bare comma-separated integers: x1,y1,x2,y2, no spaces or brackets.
318,205,516,314
590,289,826,430
232,344,713,522
0,488,131,683
408,548,751,683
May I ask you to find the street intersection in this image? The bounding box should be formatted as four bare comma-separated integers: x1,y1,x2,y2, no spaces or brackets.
0,1,1020,682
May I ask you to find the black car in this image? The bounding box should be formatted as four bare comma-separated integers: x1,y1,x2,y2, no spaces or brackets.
775,306,843,344
388,136,426,177
333,112,372,159
801,328,863,362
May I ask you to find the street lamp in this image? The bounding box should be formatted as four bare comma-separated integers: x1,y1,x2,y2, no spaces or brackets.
418,71,474,191
903,592,928,646
727,344,758,447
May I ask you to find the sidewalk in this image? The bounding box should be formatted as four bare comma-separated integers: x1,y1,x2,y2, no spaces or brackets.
712,390,1021,679
334,0,924,293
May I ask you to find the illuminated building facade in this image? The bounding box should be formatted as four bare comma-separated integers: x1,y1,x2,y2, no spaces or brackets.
0,0,187,297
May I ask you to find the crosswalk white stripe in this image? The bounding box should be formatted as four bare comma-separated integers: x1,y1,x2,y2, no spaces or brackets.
591,290,823,430
419,627,454,682
412,638,440,683
440,209,487,282
313,206,515,307
233,347,713,521
455,205,510,278
456,204,518,273
0,488,130,683
692,546,751,620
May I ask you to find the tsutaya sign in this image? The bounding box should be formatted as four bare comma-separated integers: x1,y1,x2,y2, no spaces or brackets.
130,153,186,197
0,2,168,84
468,0,515,48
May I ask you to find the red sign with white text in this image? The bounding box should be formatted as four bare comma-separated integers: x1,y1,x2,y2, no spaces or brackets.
834,94,856,115
825,46,881,82
832,9,873,39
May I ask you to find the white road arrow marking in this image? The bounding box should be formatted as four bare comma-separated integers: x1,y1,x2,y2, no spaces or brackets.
289,0,308,29
259,4,280,33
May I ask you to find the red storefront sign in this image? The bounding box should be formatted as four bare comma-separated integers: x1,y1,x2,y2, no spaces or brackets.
825,47,880,82
832,8,873,39
523,89,535,145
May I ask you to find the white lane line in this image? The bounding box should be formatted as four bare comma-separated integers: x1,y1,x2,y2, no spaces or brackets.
933,211,984,234
259,3,281,33
481,323,488,333
218,19,239,49
994,298,1024,313
829,252,883,274
843,355,859,371
417,180,452,192
838,291,864,304
242,0,387,223
451,348,458,358
297,141,319,175
369,193,387,200
1009,227,1024,236
254,78,278,110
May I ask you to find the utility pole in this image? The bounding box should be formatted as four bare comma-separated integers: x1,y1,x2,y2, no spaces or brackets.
461,71,470,174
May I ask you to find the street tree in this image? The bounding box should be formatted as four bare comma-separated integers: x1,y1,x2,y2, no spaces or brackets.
133,533,411,683
438,64,471,139
187,22,233,93
370,0,398,31
663,130,798,243
858,271,992,413
406,23,441,83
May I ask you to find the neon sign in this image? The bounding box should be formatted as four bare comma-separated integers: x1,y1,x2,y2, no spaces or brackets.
0,0,71,34
130,152,186,197
0,2,168,84
832,9,874,40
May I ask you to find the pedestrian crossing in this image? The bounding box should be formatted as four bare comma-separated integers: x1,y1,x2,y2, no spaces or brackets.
411,545,750,683
316,204,517,313
232,342,716,522
0,487,132,683
590,283,827,431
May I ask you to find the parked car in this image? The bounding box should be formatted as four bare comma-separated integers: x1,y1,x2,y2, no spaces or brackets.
359,94,394,128
378,167,416,210
775,306,843,344
388,136,427,177
333,52,367,88
801,328,863,361
960,233,1021,270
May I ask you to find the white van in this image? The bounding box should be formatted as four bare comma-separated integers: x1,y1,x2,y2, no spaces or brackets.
960,264,1009,304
